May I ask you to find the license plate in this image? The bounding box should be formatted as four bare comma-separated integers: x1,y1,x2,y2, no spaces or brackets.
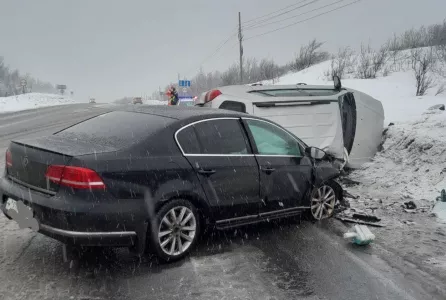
4,198,39,231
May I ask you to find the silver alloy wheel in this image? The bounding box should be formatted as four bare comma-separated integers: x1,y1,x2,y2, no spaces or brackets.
158,206,197,256
311,185,336,220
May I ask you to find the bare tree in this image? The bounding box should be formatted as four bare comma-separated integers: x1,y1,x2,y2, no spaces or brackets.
356,43,388,79
326,47,355,80
292,39,329,71
411,48,436,96
436,82,446,96
259,58,279,82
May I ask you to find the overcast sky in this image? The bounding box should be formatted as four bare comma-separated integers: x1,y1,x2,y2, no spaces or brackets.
1,0,445,101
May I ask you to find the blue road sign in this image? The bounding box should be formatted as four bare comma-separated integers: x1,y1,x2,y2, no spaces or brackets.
179,80,191,87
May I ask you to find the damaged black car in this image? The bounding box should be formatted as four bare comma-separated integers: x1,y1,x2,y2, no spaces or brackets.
1,106,343,261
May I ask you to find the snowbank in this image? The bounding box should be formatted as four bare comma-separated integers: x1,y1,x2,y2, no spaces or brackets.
0,93,75,113
350,109,446,205
145,99,167,105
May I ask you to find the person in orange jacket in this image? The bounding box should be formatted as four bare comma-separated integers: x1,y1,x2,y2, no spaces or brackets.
166,86,179,106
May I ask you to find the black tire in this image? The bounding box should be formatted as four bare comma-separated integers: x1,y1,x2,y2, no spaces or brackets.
148,199,200,262
307,179,342,221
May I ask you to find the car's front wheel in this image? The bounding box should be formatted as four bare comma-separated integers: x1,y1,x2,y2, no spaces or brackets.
310,181,340,220
149,199,200,262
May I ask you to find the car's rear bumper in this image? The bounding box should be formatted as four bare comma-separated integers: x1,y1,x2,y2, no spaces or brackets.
38,223,137,246
0,176,147,248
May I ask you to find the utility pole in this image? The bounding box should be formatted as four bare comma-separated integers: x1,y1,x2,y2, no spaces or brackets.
238,12,243,84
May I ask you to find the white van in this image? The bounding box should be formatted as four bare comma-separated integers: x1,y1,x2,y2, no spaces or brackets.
195,78,384,169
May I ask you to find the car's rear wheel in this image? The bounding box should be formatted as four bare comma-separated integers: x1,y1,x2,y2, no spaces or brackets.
149,199,200,262
310,181,338,220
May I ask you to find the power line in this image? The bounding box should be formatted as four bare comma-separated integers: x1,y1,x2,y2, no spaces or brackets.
243,0,321,29
245,0,362,41
244,0,346,31
242,0,309,25
183,29,238,77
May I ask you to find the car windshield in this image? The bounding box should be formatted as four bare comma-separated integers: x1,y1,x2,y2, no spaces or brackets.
1,1,445,299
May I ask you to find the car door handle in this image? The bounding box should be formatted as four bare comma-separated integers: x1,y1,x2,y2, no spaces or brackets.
197,168,217,175
260,167,276,174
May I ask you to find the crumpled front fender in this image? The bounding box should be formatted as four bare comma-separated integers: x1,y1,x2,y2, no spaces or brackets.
313,160,341,186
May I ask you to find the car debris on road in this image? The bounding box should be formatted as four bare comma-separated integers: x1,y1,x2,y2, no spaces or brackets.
431,189,446,222
343,224,376,245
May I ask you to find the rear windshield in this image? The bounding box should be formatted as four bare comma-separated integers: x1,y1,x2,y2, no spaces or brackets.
250,89,339,97
55,111,173,149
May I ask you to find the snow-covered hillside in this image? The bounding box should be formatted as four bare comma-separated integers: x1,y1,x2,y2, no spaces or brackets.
0,93,76,113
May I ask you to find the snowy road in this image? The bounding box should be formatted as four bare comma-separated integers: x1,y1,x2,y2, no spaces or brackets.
0,104,444,300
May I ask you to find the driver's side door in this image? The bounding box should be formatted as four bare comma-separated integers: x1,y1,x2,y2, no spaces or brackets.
243,118,313,212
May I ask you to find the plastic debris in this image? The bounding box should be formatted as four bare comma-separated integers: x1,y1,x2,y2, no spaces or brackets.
431,189,446,221
343,225,376,245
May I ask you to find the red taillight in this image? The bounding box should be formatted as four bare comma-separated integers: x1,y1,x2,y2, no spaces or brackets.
45,165,106,190
5,149,12,168
204,90,222,103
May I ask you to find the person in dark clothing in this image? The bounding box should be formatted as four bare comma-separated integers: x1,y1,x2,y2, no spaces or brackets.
169,86,179,106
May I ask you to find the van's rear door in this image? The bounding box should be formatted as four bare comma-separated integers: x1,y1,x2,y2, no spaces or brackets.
252,97,345,160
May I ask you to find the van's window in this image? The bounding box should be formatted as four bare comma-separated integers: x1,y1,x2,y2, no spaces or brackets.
176,126,201,154
246,119,302,156
194,119,249,155
250,89,338,97
219,101,246,113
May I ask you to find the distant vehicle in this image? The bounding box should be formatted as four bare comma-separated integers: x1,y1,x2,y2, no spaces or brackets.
133,97,143,104
178,98,195,107
89,98,96,104
195,77,384,169
1,106,342,261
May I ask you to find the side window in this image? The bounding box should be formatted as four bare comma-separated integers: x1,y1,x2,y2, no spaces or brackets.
246,119,302,156
194,119,249,155
176,126,201,154
219,101,246,113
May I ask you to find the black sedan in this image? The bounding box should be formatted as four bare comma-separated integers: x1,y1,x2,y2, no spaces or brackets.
1,106,342,261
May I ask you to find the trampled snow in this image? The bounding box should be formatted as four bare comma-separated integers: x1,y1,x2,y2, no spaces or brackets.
0,93,75,113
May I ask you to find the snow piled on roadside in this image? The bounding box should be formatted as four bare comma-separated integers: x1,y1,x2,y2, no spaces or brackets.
350,109,446,205
145,99,167,105
0,93,75,113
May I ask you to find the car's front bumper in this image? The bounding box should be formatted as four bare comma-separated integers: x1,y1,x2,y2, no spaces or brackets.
0,176,147,248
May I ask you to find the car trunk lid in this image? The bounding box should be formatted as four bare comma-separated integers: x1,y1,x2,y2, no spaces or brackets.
6,135,115,194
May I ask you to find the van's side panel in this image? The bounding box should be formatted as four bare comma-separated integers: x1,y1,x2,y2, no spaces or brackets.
252,101,345,160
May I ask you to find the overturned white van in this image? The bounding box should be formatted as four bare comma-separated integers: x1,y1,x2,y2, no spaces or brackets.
196,78,384,169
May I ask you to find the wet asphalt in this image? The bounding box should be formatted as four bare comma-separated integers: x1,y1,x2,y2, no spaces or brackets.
0,104,444,300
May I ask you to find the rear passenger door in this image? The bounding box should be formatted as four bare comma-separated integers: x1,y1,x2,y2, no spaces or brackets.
176,118,261,220
243,118,313,212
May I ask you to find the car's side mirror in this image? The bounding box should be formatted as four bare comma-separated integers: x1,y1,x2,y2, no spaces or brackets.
305,147,327,160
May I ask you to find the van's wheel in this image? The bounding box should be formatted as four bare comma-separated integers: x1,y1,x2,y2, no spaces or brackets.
309,180,341,220
148,199,200,262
